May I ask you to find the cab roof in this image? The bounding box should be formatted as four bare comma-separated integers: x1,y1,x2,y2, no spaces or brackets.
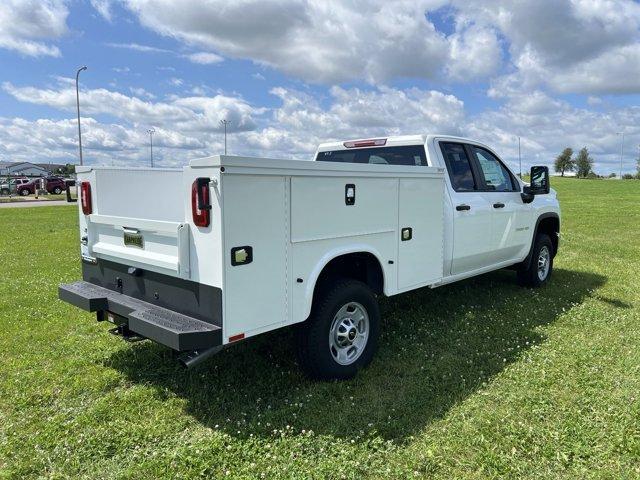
315,134,485,152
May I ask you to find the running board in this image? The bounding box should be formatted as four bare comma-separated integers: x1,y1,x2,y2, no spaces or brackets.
59,281,221,351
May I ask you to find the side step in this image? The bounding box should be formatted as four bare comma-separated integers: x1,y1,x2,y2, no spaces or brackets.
59,281,221,351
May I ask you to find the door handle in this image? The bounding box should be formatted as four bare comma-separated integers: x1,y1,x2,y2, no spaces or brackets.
456,204,471,211
493,202,505,209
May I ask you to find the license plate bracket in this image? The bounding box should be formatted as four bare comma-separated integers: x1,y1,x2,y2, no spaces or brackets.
123,231,144,248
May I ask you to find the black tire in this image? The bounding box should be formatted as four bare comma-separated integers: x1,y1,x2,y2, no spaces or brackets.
517,233,554,287
1,189,8,195
19,189,29,196
296,279,380,380
52,187,62,195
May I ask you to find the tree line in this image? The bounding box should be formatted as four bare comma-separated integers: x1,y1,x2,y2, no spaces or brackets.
554,147,640,179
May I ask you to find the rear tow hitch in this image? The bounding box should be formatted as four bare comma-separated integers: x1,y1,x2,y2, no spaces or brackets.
109,324,146,343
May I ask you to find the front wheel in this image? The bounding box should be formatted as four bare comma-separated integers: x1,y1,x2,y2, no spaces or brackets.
19,189,29,196
52,187,62,195
517,233,553,287
296,279,380,380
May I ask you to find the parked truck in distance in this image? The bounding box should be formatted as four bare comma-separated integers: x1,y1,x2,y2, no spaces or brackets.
59,135,560,380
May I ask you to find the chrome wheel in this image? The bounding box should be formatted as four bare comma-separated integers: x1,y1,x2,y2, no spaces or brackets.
537,245,550,281
329,302,369,366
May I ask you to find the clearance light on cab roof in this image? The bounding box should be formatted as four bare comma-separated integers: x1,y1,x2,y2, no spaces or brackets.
343,138,387,148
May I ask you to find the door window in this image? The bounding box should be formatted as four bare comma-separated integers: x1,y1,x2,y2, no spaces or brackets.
471,147,516,192
440,142,476,191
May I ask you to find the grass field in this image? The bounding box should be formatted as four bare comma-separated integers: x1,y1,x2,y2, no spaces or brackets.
1,178,639,479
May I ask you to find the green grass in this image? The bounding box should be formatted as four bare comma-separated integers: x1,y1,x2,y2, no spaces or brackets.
1,178,639,479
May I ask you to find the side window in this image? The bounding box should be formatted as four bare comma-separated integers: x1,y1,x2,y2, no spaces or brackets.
440,142,476,191
472,147,515,192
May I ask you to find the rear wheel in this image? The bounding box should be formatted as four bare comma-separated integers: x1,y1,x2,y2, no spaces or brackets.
19,189,29,196
518,233,553,287
296,279,380,380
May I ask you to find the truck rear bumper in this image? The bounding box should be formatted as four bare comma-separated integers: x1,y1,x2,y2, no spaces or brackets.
59,280,222,351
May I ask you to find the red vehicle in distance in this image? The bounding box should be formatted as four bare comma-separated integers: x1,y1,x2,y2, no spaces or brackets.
17,176,66,196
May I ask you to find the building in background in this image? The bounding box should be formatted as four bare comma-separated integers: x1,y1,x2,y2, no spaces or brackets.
0,161,58,177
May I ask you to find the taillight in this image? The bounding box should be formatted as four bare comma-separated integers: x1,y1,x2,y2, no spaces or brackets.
80,181,92,215
191,177,211,227
343,138,387,148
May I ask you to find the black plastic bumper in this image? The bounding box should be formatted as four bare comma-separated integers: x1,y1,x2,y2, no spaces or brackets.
59,281,222,351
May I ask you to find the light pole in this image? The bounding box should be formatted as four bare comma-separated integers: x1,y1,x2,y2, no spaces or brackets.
220,119,231,155
617,132,625,179
75,66,87,166
147,128,155,167
518,136,522,178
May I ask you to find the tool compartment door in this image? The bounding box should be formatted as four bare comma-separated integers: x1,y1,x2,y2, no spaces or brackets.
397,177,444,289
221,174,288,341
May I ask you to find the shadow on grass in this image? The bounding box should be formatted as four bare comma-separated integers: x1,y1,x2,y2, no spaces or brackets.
104,267,605,442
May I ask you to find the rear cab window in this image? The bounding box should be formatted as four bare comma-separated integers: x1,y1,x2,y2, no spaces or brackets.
316,145,427,166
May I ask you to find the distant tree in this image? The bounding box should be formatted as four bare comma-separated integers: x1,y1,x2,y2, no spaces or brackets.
575,147,594,178
636,154,640,179
56,164,76,176
608,172,617,178
554,148,575,177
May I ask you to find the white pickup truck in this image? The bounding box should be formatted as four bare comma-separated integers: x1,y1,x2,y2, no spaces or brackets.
59,134,560,379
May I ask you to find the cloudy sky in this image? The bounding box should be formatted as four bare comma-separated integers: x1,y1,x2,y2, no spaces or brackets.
1,0,640,174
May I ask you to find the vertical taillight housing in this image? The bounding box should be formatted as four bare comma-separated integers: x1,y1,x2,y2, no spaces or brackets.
80,181,92,215
191,177,211,227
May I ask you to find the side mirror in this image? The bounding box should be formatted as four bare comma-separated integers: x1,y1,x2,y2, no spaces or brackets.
65,180,77,203
529,165,550,195
521,165,549,203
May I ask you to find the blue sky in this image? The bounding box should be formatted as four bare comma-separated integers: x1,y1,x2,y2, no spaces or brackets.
1,0,639,174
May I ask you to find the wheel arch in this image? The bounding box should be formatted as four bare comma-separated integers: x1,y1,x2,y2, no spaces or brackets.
302,246,387,320
522,212,560,270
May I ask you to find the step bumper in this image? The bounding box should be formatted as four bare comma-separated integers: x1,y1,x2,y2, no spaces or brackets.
59,281,222,351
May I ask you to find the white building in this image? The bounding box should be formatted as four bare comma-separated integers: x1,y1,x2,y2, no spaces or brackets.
0,162,49,177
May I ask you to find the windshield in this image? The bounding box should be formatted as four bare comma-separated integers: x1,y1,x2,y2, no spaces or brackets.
316,145,427,166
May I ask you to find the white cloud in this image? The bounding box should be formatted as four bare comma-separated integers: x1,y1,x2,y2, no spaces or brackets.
2,80,258,133
456,0,640,94
118,0,498,84
185,51,224,64
105,42,172,54
242,85,465,158
2,80,640,174
446,23,502,81
466,87,640,175
129,86,155,99
91,0,114,22
109,0,640,93
0,0,69,57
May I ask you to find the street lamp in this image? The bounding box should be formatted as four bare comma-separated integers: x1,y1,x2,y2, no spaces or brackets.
518,136,522,178
147,128,155,167
220,119,231,155
75,66,87,166
617,132,625,179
